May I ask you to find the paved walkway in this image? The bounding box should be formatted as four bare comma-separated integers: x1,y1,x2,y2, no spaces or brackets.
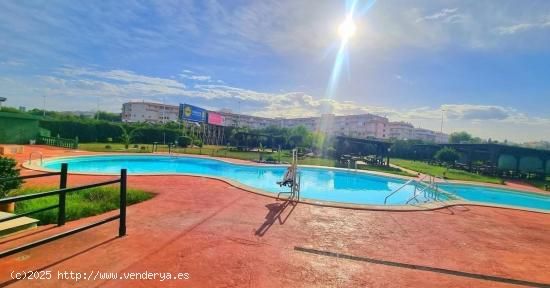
0,146,549,287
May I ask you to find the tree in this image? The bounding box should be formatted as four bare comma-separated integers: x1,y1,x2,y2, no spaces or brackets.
95,111,121,122
0,106,23,114
177,136,192,147
434,147,461,168
0,157,22,198
449,131,484,144
449,131,473,144
288,125,310,148
119,126,139,149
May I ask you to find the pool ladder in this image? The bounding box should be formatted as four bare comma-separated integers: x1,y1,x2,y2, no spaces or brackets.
405,181,440,204
384,174,442,204
28,151,43,166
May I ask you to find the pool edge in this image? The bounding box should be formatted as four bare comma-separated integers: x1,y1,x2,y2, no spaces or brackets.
22,153,550,214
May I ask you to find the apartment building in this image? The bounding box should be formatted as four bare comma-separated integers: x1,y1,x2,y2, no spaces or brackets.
434,132,450,144
277,117,318,131
328,114,389,139
388,122,449,143
122,102,179,123
121,102,445,142
388,122,414,140
217,111,275,129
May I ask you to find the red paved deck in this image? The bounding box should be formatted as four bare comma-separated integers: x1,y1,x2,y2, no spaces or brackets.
0,146,549,287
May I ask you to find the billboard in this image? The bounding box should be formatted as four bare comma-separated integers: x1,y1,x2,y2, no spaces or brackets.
207,111,223,126
179,104,207,122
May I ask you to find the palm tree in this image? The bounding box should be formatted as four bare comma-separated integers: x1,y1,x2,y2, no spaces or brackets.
119,126,139,149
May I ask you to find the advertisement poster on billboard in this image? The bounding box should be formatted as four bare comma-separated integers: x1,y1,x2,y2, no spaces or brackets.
179,104,207,122
207,111,223,126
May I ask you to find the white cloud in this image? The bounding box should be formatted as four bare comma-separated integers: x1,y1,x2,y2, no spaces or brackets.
2,1,550,63
0,59,24,67
416,8,459,22
179,70,213,82
58,68,186,89
4,66,550,142
442,104,512,121
494,17,550,35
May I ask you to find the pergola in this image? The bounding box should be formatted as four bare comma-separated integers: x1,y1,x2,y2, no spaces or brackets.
335,136,392,166
414,143,550,176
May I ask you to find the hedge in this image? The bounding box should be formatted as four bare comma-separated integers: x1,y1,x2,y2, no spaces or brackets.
132,127,181,144
39,120,184,144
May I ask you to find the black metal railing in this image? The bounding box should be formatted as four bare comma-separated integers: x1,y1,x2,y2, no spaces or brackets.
0,163,127,258
37,136,79,149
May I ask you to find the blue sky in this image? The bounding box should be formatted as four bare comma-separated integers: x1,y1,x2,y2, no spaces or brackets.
1,0,549,142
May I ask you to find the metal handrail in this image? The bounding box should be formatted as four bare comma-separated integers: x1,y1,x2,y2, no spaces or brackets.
406,182,438,204
28,151,43,166
384,175,428,205
384,179,415,204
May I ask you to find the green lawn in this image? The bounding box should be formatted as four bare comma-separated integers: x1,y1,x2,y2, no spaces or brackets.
79,143,153,153
390,159,504,184
11,186,154,225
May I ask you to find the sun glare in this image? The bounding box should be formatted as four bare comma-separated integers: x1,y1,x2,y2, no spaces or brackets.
338,17,356,41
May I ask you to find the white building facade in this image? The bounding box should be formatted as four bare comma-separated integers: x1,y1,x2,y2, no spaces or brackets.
122,102,179,123
389,122,415,140
388,122,449,143
121,102,445,142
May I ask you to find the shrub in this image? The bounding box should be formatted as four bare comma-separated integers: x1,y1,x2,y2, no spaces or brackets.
193,139,203,147
40,120,121,143
177,136,193,148
0,157,22,198
38,120,182,144
133,144,139,148
105,145,112,149
140,146,147,151
265,155,276,162
435,147,461,167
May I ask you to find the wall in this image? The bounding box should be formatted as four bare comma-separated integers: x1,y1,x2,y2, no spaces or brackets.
0,112,43,144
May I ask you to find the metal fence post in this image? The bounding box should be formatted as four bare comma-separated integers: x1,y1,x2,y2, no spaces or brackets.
119,169,127,237
57,163,68,226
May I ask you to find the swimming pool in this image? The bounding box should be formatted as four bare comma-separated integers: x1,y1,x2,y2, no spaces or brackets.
38,155,550,211
438,184,550,211
40,155,441,206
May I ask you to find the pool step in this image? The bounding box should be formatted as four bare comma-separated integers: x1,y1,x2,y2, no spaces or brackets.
0,212,39,238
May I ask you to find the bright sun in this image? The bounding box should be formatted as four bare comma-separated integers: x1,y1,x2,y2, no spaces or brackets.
338,18,356,41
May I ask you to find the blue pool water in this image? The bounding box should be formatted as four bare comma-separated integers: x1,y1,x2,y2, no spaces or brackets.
41,155,550,210
42,155,437,205
438,184,550,211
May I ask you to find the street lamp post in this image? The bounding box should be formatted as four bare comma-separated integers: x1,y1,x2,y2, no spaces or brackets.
43,95,46,117
96,96,100,120
440,109,446,134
